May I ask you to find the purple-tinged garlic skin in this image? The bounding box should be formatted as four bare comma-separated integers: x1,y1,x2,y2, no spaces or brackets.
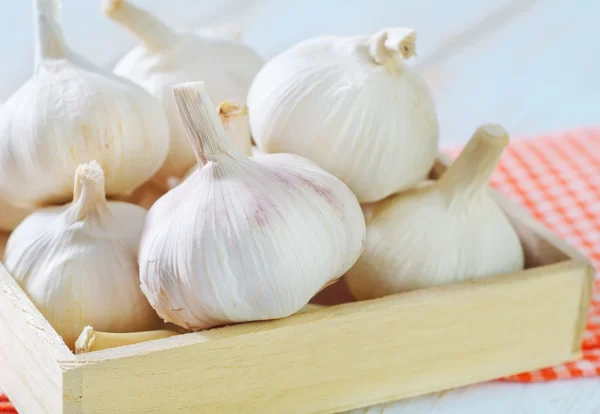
139,82,366,330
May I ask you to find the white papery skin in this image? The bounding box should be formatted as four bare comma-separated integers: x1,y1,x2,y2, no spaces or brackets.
139,82,366,330
346,124,525,300
248,27,439,203
5,161,160,349
104,0,263,188
0,0,169,208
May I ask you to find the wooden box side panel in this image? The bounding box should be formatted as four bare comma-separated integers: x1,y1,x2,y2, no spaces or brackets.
65,261,589,414
0,263,73,414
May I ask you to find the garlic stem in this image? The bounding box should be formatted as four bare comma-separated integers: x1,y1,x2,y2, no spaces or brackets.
437,123,509,202
69,161,110,221
368,28,416,66
103,0,178,51
173,82,238,166
33,0,67,62
75,325,179,354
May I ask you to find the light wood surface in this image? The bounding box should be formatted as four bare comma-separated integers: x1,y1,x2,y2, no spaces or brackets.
0,263,74,413
63,261,589,413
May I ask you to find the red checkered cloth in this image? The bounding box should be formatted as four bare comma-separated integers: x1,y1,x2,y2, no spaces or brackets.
1,129,599,410
489,128,600,381
0,394,15,413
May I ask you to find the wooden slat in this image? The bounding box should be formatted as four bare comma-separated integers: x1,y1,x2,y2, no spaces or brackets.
62,259,591,413
0,264,74,414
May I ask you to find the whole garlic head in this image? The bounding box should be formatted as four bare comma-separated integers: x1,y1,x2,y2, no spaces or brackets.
139,82,366,330
346,124,524,299
104,0,263,189
5,161,160,348
346,124,524,300
0,0,169,208
248,27,439,203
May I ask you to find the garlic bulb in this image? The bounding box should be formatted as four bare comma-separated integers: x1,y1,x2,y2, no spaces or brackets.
247,27,439,203
139,81,365,330
104,0,263,188
0,197,33,232
0,0,169,208
5,161,160,348
346,124,524,300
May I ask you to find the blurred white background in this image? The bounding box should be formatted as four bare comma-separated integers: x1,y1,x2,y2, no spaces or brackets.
1,0,598,147
1,1,599,413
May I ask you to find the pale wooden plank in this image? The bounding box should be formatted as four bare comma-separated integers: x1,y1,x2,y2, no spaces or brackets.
63,259,589,413
0,263,74,414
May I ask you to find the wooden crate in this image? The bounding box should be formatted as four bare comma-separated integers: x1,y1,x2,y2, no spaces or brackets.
0,155,594,414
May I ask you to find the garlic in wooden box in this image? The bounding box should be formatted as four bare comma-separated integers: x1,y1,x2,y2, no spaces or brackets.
103,0,263,189
247,27,439,203
139,81,366,330
4,161,160,349
346,124,525,300
0,0,169,209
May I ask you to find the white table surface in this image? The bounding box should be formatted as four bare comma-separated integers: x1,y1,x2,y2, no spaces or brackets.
1,0,599,412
